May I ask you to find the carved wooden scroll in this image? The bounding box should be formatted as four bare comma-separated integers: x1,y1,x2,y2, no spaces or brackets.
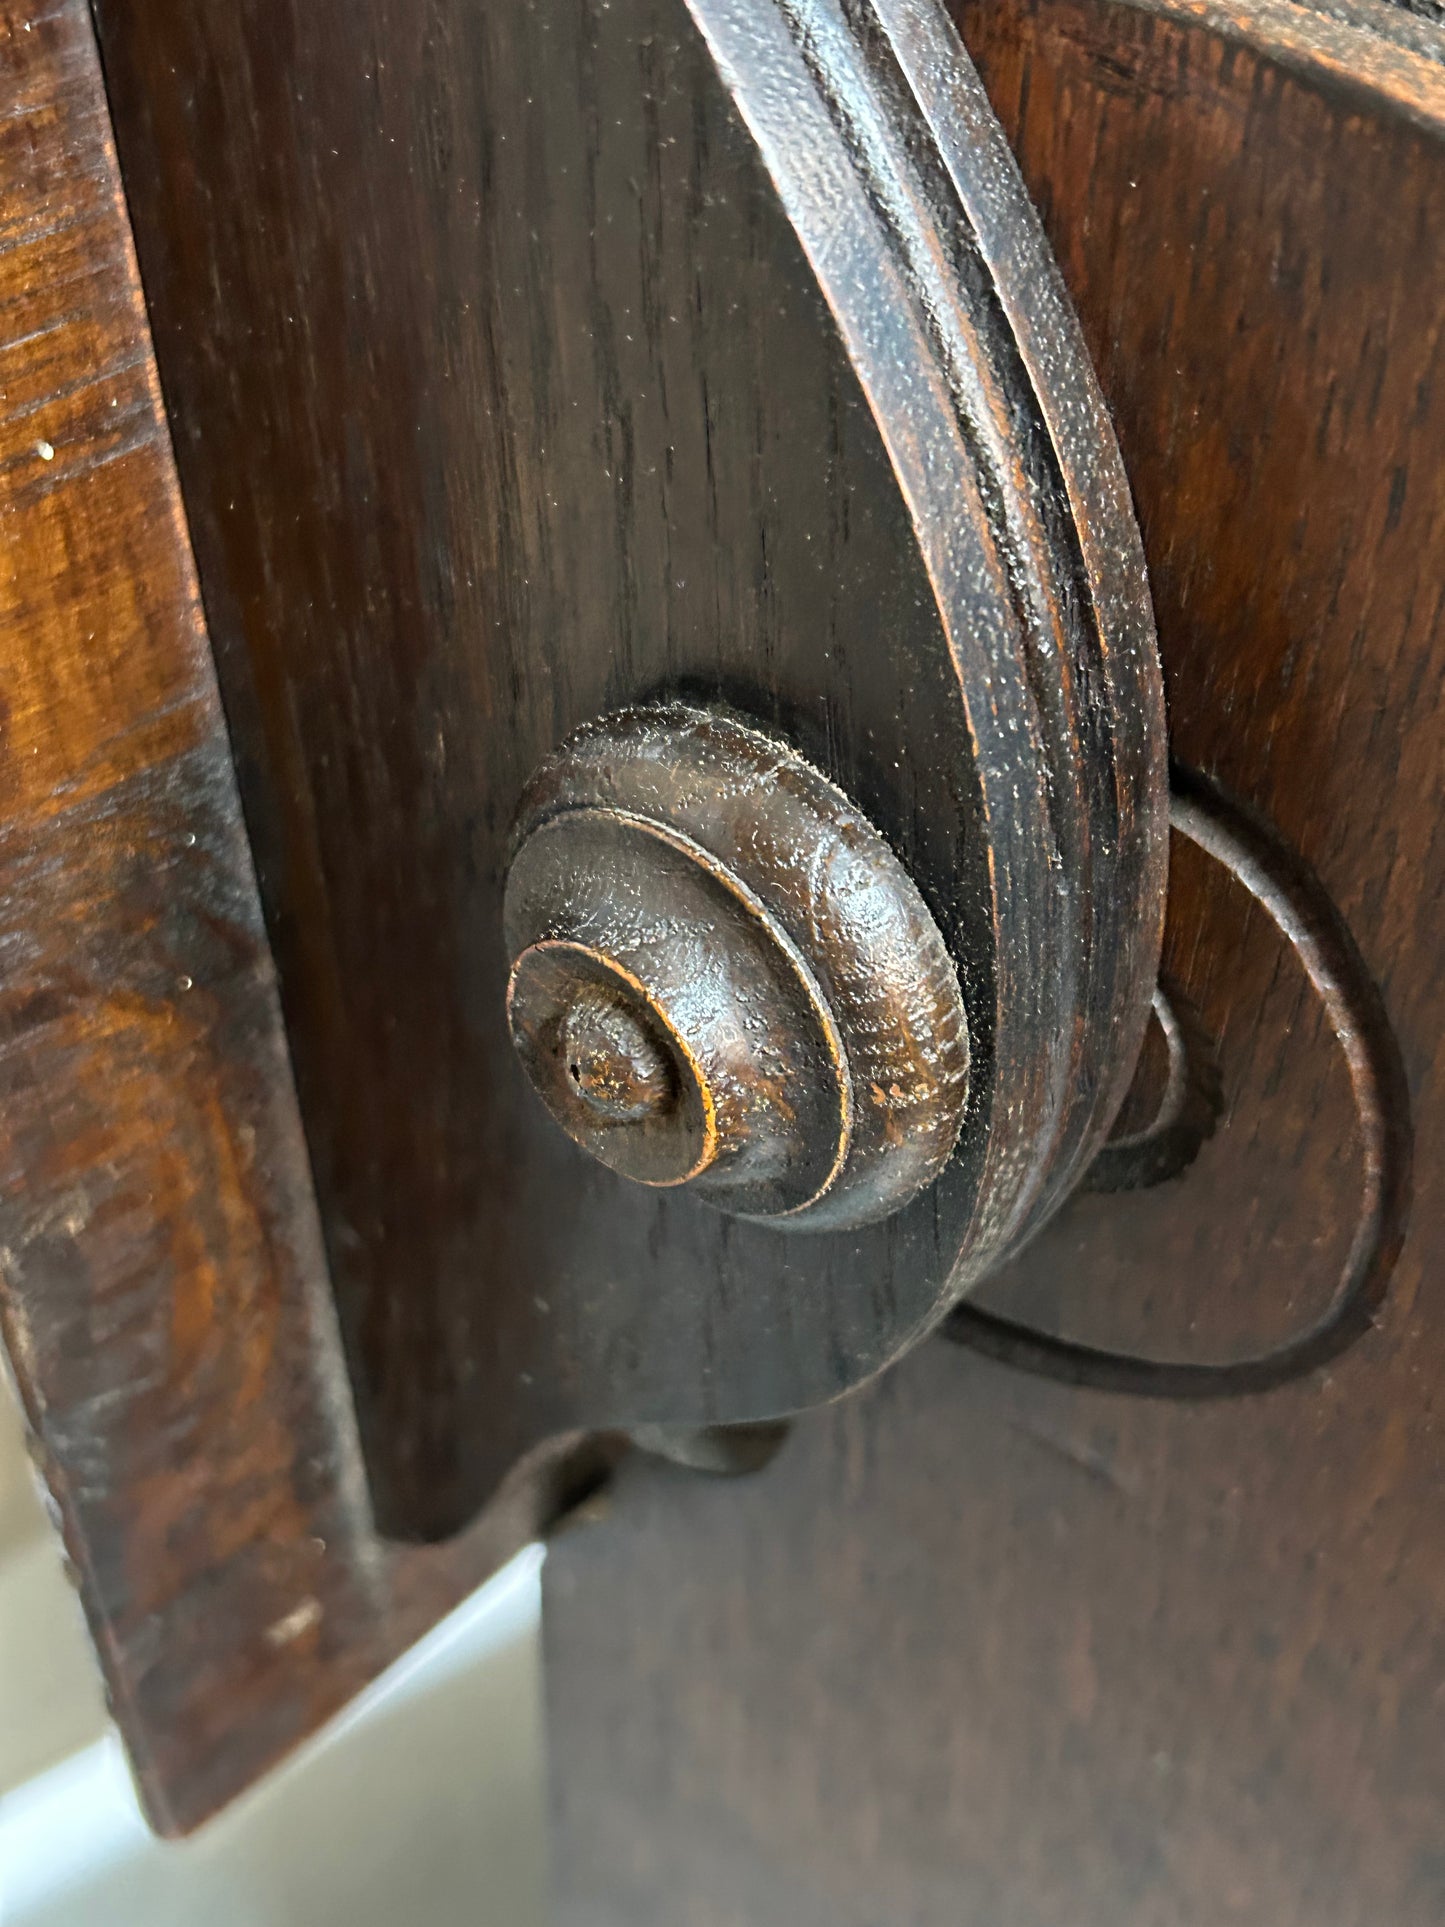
92,0,1165,1543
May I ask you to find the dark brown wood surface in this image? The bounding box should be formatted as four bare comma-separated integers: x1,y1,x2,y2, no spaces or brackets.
0,0,1168,1829
502,702,975,1228
544,1,1445,1921
87,0,978,1540
8,0,1442,1874
0,1,598,1835
87,0,1170,1541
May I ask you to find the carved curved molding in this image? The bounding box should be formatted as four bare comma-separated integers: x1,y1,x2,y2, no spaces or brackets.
84,0,1165,1538
687,0,1168,1269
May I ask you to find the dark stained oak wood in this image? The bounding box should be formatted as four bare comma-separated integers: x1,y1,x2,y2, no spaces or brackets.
90,0,988,1540
0,0,601,1836
7,0,1442,1880
952,767,1412,1386
2,0,1173,1830
88,0,1167,1540
958,0,1440,1377
543,1,1445,1921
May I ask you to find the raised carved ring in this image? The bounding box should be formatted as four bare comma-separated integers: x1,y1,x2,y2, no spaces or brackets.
505,705,972,1229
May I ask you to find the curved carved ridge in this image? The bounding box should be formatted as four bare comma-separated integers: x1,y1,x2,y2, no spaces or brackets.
944,767,1414,1395
685,0,1168,1276
1082,978,1224,1194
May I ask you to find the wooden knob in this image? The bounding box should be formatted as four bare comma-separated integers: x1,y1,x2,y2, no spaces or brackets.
504,706,970,1230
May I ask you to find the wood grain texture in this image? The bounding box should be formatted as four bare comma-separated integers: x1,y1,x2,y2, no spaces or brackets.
544,1,1445,1921
89,0,1165,1539
0,0,595,1835
89,0,984,1540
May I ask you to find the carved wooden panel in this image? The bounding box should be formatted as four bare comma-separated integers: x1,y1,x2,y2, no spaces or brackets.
2,0,1170,1831
89,0,1166,1540
543,1,1445,1920
4,0,1441,1877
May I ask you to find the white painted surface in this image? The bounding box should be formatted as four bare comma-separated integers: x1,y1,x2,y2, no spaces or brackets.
0,1382,551,1927
0,1381,109,1798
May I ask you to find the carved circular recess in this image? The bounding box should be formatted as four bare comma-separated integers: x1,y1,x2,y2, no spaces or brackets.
505,705,971,1230
946,772,1411,1394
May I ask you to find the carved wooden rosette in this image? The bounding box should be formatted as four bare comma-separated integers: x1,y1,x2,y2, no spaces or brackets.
504,706,971,1229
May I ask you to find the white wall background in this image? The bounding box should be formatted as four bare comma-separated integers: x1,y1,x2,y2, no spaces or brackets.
0,1381,551,1927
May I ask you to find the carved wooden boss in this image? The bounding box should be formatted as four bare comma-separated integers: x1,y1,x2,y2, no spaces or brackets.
1,0,1426,1843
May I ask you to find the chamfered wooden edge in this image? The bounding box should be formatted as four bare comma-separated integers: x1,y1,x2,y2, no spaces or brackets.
0,0,604,1835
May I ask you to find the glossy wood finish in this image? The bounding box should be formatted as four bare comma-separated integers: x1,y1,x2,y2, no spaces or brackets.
90,0,1166,1539
0,1,601,1836
544,1,1445,1920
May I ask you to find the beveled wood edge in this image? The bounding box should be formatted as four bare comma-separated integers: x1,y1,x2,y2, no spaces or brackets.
0,1,579,1833
1120,0,1445,127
